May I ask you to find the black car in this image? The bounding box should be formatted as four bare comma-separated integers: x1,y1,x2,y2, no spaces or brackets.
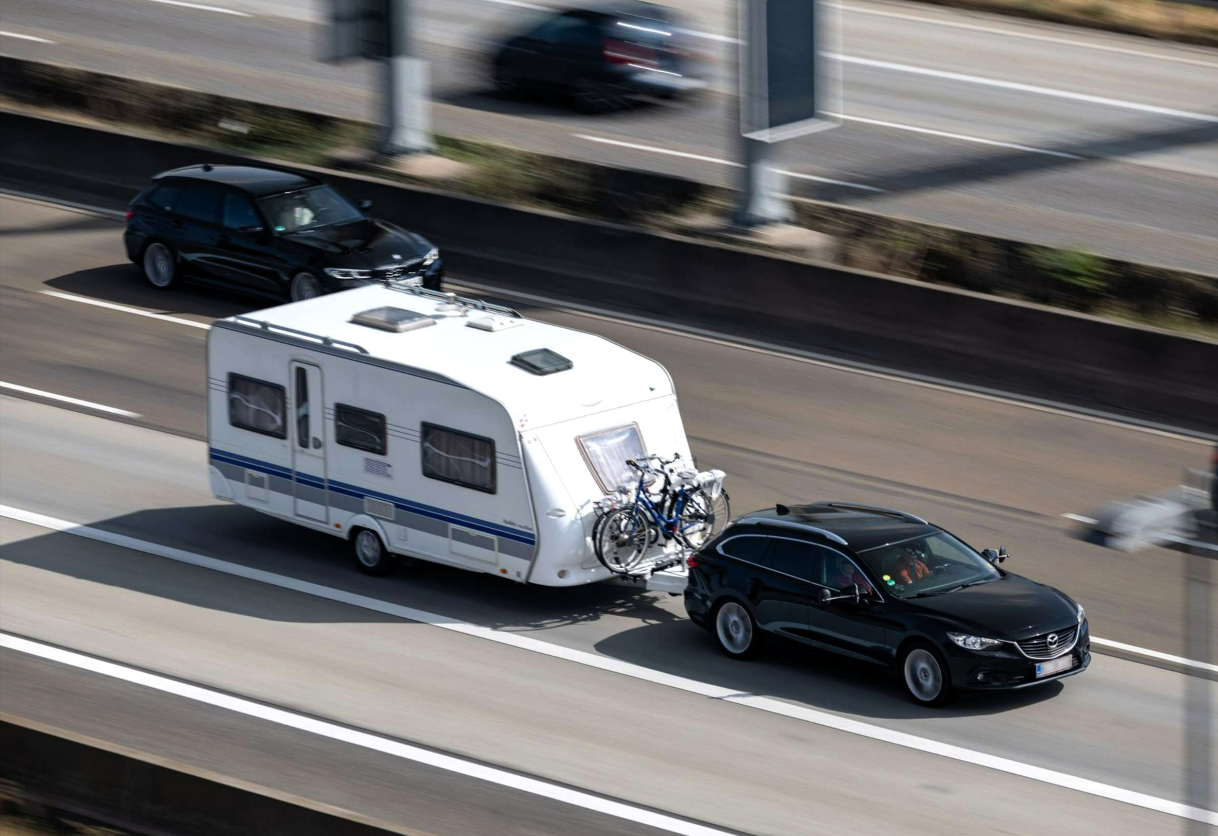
491,2,706,112
685,502,1090,706
123,164,442,302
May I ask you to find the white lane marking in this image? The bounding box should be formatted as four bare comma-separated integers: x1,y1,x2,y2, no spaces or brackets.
40,291,212,331
833,54,1218,124
826,113,1084,159
572,134,887,192
1092,637,1218,673
0,634,734,836
1062,513,1099,525
451,279,1216,446
833,3,1218,70
3,504,1216,825
137,0,252,16
0,384,140,418
477,0,545,8
9,194,1213,445
0,31,57,44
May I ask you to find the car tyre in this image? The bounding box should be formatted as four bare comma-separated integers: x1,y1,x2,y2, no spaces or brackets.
353,528,394,576
289,272,323,302
901,642,953,707
142,242,178,289
573,79,616,114
713,599,760,660
493,61,521,97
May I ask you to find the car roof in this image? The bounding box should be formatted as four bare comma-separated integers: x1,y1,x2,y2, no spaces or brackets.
154,164,321,197
571,1,676,23
732,504,938,553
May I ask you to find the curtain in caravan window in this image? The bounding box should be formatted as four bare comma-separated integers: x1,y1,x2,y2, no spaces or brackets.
421,424,496,493
578,425,645,493
228,374,287,439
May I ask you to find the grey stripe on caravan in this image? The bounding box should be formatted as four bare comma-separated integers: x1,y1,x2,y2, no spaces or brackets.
215,321,467,389
212,462,533,560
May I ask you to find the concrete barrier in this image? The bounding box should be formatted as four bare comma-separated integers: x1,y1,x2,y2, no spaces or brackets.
2,110,1215,433
0,718,402,835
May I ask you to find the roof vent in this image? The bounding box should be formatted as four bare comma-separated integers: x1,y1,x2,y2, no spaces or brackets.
467,314,522,332
510,348,572,376
776,504,790,516
350,306,435,333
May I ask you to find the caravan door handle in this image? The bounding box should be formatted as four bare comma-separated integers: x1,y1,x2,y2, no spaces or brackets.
311,437,322,449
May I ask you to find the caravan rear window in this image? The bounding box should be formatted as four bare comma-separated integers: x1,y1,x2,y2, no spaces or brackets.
228,374,287,439
421,423,496,493
577,424,646,493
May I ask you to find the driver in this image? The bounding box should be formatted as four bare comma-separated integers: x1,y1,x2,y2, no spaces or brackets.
830,555,874,596
890,543,931,586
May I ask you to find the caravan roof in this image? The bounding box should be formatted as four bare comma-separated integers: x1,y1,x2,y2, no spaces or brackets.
217,284,675,430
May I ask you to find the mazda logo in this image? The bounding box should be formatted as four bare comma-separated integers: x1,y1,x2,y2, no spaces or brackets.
1047,633,1059,647
392,254,402,260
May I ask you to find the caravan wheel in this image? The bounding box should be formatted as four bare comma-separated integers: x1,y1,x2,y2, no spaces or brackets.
353,528,393,576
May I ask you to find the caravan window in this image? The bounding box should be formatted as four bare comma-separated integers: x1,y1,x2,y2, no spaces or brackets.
228,374,286,439
421,423,496,493
577,424,646,493
336,404,387,455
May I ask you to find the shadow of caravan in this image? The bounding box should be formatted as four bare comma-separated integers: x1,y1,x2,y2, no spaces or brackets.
206,283,698,585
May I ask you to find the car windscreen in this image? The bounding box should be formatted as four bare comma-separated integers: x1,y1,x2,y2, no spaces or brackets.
258,185,363,234
857,531,1000,598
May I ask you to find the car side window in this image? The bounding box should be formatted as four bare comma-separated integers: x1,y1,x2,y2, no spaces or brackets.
175,183,222,224
528,14,588,43
718,534,768,566
147,185,181,212
766,539,824,584
223,192,263,230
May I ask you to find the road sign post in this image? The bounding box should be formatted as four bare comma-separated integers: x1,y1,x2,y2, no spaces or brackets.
325,0,431,157
735,0,840,227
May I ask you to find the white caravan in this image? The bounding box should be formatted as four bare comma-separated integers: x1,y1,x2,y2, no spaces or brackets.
206,283,694,586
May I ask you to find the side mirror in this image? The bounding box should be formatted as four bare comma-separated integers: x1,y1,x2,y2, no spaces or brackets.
998,545,1009,563
819,584,861,605
981,548,999,563
358,199,373,211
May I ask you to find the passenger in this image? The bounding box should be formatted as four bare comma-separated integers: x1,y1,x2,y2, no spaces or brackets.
830,555,874,596
890,544,931,586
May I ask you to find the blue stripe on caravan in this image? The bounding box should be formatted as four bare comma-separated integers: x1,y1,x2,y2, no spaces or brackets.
210,448,536,545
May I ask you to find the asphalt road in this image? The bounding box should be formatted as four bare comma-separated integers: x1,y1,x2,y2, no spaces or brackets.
2,191,1217,831
2,0,1218,272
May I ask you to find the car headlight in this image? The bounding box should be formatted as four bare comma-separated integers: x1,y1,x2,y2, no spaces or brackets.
948,632,1002,651
1077,603,1085,625
323,268,374,280
422,247,439,267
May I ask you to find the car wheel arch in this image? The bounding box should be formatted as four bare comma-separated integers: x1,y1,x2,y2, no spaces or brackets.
893,631,944,671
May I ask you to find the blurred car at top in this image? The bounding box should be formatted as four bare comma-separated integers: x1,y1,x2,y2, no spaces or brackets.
124,164,443,302
491,1,707,112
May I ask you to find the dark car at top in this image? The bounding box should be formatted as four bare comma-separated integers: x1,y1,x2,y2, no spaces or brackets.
684,502,1090,706
123,164,442,302
491,2,706,112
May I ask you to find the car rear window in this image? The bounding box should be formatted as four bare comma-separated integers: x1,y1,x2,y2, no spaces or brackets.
146,184,181,212
175,183,222,224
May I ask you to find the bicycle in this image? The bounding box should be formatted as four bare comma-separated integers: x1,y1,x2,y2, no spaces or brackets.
594,455,729,574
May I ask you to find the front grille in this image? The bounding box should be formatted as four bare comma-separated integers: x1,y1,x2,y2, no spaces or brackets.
1017,625,1078,659
373,259,424,283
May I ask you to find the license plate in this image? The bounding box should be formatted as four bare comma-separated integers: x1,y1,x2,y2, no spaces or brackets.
1036,655,1075,678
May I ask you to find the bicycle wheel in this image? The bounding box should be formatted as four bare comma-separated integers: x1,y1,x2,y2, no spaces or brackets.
595,507,651,573
678,488,731,549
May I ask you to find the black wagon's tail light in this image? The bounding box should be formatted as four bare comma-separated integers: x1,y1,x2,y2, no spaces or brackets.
125,210,135,221
686,552,704,569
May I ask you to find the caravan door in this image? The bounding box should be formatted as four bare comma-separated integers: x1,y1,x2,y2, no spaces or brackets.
290,361,328,522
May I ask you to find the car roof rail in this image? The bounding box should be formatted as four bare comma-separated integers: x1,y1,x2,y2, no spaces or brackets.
736,516,849,547
810,501,928,525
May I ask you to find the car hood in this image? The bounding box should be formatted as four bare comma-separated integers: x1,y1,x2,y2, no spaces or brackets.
283,218,432,264
907,573,1076,640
